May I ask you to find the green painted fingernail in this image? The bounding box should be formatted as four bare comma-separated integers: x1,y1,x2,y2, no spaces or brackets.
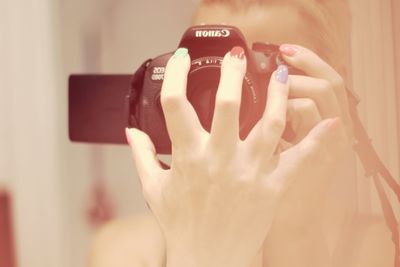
173,47,188,58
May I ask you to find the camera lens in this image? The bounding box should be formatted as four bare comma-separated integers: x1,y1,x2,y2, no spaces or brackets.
187,66,219,131
187,57,257,137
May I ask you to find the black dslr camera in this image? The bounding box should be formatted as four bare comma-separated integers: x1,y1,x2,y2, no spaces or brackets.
69,25,293,154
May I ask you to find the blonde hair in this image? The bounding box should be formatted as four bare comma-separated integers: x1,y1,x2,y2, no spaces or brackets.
196,0,352,80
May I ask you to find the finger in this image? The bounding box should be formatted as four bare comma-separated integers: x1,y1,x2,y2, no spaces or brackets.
288,75,341,119
209,46,247,150
280,44,340,81
273,139,293,154
287,98,321,143
270,117,348,191
246,65,290,157
280,44,352,134
126,128,164,191
160,48,204,150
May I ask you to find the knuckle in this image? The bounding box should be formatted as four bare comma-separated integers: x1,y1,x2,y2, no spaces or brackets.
208,142,236,161
206,161,227,178
265,117,286,134
331,75,345,89
319,79,333,92
173,149,203,167
298,98,317,112
160,94,185,111
316,80,335,99
174,156,197,173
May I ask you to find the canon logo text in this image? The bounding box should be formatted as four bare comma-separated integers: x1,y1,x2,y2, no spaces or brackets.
195,29,230,38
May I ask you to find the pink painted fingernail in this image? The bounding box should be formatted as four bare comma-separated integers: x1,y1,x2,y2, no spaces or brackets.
280,44,300,57
230,46,245,59
125,128,133,145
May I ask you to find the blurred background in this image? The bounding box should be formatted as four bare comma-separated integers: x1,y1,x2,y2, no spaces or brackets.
0,0,399,267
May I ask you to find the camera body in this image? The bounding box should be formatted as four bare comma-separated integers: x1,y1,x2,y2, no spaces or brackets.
69,25,290,154
128,25,288,153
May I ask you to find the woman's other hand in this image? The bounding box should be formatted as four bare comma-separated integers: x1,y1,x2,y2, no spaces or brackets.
265,44,353,231
261,44,352,267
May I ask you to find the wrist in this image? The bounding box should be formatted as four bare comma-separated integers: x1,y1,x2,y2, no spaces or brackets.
165,240,251,267
166,248,232,267
263,222,330,267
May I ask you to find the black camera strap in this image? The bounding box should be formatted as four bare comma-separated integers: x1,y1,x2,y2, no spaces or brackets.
347,89,400,267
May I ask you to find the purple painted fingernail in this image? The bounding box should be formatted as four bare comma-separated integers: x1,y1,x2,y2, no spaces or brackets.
275,64,288,84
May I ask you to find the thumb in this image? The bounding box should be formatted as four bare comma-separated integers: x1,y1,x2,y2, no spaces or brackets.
294,117,348,168
270,117,347,193
125,128,164,189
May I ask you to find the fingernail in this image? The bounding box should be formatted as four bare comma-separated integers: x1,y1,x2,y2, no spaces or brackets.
275,64,288,84
327,117,341,130
280,44,300,57
173,47,188,58
125,128,133,145
230,46,245,59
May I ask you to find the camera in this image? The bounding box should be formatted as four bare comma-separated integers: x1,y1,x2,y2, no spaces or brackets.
69,25,293,154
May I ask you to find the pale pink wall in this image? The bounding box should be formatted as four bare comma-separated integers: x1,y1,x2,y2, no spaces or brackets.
349,0,400,216
392,0,400,157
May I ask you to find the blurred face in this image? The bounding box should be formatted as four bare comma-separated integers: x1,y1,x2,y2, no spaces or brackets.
192,4,320,55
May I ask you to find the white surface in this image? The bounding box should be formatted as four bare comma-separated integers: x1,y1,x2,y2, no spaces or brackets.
0,0,66,266
58,1,196,267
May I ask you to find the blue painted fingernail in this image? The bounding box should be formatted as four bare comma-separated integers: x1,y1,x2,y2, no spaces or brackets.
275,64,288,84
173,47,188,58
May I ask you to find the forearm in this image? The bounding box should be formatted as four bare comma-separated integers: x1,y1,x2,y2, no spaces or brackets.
263,222,330,267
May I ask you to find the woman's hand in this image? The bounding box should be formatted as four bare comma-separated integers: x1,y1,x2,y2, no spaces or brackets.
283,43,353,142
126,46,346,267
259,44,353,267
264,44,353,232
